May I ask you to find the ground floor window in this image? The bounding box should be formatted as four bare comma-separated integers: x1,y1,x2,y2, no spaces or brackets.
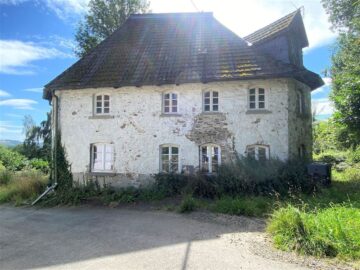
160,145,179,173
201,144,221,173
246,145,269,161
91,143,115,172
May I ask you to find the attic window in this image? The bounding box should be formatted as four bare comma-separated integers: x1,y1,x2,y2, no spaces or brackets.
163,93,178,114
95,95,110,115
248,88,266,110
203,91,219,112
246,145,269,161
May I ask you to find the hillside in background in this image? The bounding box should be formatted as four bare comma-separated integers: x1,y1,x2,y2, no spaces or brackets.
0,140,22,147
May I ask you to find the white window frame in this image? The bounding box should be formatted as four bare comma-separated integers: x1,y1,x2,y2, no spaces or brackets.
246,145,270,161
162,93,178,114
248,88,266,110
94,94,110,115
200,144,221,173
160,144,180,173
90,143,115,172
203,91,219,112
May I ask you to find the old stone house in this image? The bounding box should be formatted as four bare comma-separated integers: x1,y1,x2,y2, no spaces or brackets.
44,10,323,187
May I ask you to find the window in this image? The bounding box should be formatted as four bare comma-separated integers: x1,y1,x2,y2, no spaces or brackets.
201,144,221,173
203,91,219,112
298,144,306,158
246,145,269,161
91,143,114,172
95,95,110,115
163,93,178,114
160,145,179,173
248,88,265,109
296,91,304,114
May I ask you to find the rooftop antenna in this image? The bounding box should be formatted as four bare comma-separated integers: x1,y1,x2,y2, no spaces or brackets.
190,0,200,12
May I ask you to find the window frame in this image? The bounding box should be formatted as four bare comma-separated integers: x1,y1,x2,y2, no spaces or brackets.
246,144,270,161
203,91,219,112
296,90,305,115
200,143,221,173
248,88,267,110
162,92,178,114
90,143,115,173
159,144,180,173
94,94,111,115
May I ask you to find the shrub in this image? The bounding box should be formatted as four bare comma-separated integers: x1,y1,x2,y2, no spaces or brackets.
154,173,187,196
178,196,197,213
29,158,49,174
0,145,27,171
267,204,360,259
184,173,219,198
0,170,13,185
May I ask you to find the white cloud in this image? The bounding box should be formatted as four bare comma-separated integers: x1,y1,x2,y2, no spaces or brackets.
24,87,43,93
151,0,337,50
0,0,27,4
0,40,71,75
0,89,11,97
0,99,38,110
312,98,334,115
44,0,89,20
312,77,332,94
0,121,23,140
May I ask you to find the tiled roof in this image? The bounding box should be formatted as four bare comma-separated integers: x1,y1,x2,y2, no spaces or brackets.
44,12,322,99
244,9,308,46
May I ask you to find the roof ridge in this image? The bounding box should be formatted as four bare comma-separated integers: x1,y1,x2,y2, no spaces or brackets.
129,12,213,19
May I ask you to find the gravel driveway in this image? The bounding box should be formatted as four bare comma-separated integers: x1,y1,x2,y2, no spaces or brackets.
0,205,349,270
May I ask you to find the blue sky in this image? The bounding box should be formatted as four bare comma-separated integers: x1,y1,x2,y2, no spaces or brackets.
0,0,336,141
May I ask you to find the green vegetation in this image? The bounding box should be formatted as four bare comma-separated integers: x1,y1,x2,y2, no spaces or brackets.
75,0,150,57
0,169,48,205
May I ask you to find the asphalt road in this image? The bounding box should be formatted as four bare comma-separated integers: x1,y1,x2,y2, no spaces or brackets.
0,205,310,270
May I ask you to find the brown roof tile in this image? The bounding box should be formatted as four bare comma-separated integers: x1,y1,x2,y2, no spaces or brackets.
44,12,322,99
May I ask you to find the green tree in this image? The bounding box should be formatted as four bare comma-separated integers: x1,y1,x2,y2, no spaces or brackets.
322,0,360,147
75,0,150,57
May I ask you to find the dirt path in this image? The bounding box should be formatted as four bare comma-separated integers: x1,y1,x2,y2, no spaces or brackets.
0,206,352,270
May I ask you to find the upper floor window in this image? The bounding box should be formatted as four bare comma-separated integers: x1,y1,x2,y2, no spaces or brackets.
163,93,178,114
95,95,110,115
203,91,219,112
246,145,269,161
160,145,179,173
91,143,114,172
201,144,221,173
248,88,265,110
296,91,304,114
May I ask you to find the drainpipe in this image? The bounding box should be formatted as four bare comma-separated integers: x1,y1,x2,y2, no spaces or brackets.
31,90,58,205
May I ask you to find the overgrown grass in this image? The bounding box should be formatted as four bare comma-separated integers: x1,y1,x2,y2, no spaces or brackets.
267,204,360,260
0,170,48,205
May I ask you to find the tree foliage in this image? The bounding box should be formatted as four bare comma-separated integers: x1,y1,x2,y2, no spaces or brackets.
322,0,360,147
75,0,150,57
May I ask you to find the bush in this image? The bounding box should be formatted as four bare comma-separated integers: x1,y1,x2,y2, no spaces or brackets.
184,173,219,198
178,196,197,213
29,158,49,174
267,204,360,259
0,145,27,171
0,170,13,185
154,173,187,196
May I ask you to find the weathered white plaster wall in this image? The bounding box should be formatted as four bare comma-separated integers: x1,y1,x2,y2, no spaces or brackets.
55,79,305,186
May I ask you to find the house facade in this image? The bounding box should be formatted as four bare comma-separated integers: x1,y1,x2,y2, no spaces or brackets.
44,11,323,187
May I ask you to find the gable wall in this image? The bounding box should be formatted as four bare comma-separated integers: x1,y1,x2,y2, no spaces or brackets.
56,79,291,186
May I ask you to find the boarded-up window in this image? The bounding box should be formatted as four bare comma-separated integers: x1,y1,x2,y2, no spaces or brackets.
91,143,114,172
201,144,221,173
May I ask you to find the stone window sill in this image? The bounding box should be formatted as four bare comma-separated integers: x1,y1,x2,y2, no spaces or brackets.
246,109,272,114
88,172,116,177
201,111,221,115
88,115,115,119
160,113,182,117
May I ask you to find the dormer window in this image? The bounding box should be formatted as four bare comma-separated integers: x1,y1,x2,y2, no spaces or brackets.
163,93,178,114
95,95,110,115
248,88,266,110
203,91,219,112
